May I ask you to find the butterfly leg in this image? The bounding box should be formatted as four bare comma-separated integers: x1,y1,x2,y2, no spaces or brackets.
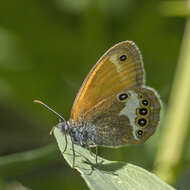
70,136,75,168
57,119,68,153
95,146,98,164
62,133,68,153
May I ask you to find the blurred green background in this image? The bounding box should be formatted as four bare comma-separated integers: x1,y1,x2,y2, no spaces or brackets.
0,0,190,189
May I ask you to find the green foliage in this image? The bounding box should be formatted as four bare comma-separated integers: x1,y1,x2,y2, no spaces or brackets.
0,144,58,177
154,12,190,184
54,127,175,190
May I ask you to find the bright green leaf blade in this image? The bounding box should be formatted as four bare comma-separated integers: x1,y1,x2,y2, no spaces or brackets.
54,127,176,190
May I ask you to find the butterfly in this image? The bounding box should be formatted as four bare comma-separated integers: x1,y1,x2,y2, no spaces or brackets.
35,41,161,167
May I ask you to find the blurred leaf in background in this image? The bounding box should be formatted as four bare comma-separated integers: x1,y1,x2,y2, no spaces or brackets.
0,0,189,190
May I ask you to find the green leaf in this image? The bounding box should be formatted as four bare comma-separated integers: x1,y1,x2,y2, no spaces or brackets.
54,127,176,190
0,144,59,177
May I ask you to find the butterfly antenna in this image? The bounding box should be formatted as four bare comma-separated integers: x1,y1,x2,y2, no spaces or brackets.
34,100,69,153
33,100,66,123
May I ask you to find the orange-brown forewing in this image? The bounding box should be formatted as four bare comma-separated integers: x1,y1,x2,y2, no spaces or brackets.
71,41,144,122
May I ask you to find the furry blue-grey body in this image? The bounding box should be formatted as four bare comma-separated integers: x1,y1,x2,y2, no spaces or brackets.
59,121,97,147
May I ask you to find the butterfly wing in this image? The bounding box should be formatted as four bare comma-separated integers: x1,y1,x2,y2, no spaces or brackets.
71,41,145,122
83,87,161,147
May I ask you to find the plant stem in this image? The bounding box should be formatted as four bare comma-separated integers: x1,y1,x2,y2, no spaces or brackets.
154,3,190,183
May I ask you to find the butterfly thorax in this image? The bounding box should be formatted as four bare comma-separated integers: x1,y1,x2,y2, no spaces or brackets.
61,120,97,147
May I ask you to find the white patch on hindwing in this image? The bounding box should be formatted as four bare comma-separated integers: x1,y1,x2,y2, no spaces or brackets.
119,90,140,140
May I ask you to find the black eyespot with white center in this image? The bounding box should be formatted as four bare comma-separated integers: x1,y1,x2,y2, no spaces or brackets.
137,130,143,136
138,118,147,127
139,108,148,115
142,99,149,106
119,93,128,101
120,55,127,61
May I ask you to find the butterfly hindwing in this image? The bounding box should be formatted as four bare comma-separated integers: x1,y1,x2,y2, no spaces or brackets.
81,87,161,147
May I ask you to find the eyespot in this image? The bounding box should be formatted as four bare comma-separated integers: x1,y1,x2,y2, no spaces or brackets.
119,55,127,61
138,93,143,99
142,99,149,106
139,108,148,116
119,93,128,100
135,116,149,128
136,130,143,137
117,92,130,102
137,118,147,127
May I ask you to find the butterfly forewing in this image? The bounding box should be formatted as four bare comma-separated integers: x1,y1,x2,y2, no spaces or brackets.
71,41,145,122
